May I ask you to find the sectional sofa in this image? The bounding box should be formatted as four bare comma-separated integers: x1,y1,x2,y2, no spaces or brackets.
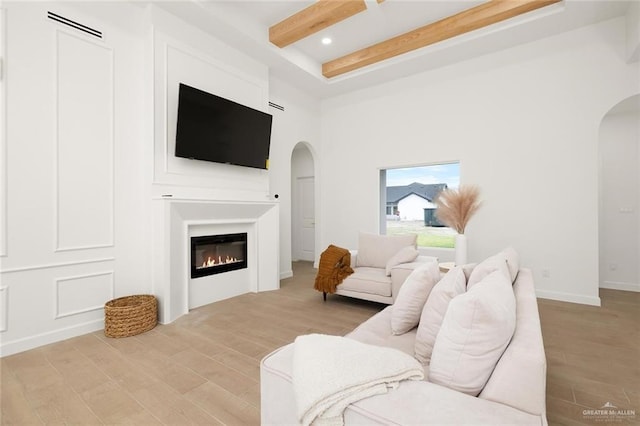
261,250,547,425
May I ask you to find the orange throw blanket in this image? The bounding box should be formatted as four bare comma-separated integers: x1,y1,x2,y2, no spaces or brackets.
314,245,354,294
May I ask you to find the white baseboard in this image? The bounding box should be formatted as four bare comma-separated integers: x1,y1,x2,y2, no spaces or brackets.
280,270,293,280
0,319,103,357
536,289,601,306
600,281,640,292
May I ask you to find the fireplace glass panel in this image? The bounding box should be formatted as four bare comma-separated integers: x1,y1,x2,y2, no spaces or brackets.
191,233,247,278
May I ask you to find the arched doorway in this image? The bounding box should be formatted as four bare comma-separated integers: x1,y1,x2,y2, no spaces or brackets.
291,142,316,262
598,94,640,292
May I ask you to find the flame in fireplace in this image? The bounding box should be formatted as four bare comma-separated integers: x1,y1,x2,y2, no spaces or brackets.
200,255,240,269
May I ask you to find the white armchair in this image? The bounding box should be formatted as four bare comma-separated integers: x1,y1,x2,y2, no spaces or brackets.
331,232,438,304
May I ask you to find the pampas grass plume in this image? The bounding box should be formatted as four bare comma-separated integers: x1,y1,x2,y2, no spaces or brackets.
435,185,482,234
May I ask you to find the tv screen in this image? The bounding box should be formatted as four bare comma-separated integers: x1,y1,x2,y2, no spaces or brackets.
175,83,272,170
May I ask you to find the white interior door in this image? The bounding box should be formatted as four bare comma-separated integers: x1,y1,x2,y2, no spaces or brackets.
298,176,315,262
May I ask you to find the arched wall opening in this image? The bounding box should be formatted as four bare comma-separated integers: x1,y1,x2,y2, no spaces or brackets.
291,142,318,265
598,94,640,292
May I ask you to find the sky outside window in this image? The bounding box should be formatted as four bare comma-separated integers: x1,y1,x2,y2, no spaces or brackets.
386,163,460,188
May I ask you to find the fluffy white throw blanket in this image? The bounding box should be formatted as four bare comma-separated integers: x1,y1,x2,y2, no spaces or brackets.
292,334,424,426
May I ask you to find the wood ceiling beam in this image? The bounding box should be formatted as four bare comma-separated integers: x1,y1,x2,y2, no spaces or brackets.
322,0,561,78
269,0,368,48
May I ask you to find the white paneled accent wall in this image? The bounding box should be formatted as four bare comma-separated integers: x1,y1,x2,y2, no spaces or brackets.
2,2,281,356
1,260,116,355
55,271,114,319
160,44,266,180
55,31,114,251
0,2,146,356
150,5,270,200
0,8,7,258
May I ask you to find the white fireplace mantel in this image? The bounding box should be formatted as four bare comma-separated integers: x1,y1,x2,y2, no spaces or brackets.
151,197,279,323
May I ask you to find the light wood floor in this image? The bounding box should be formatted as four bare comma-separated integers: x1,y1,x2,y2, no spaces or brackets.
1,261,639,425
539,286,639,425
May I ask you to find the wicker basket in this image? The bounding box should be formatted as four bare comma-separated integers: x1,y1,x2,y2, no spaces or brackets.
104,294,157,338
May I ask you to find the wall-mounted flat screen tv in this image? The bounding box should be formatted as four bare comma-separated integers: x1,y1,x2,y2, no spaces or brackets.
175,83,272,170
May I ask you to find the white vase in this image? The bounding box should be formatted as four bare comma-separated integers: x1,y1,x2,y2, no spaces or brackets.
455,233,467,266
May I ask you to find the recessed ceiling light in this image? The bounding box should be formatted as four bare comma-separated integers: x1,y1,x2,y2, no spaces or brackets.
321,37,332,45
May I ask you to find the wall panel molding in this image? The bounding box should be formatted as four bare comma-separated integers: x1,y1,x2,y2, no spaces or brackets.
54,29,115,252
1,257,115,274
0,286,8,332
162,42,268,176
55,271,114,319
152,30,269,194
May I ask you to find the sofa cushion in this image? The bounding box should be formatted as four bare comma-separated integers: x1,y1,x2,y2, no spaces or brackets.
347,306,417,358
385,246,419,276
339,268,392,297
461,263,477,282
466,252,511,290
391,262,441,335
428,270,516,397
356,232,417,269
414,266,466,364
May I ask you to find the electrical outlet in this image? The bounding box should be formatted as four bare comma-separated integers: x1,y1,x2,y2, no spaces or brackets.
542,269,550,278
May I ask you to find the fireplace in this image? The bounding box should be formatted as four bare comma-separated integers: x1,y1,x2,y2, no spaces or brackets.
191,233,248,278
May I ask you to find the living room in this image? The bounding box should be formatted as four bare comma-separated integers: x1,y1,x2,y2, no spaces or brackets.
0,0,638,424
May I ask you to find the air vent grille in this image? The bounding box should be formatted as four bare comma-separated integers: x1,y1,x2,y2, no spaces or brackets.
47,11,102,39
269,101,284,112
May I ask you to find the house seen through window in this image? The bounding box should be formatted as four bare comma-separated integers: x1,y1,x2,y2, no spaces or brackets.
381,163,460,248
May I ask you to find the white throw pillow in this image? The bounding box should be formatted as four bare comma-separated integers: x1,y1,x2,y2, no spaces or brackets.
414,266,466,364
428,270,516,396
385,246,419,276
502,247,520,283
356,232,417,269
466,252,511,290
391,262,441,335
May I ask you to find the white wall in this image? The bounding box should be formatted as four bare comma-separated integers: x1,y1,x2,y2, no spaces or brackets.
0,2,147,355
268,77,321,278
599,103,640,292
627,1,640,62
320,17,640,306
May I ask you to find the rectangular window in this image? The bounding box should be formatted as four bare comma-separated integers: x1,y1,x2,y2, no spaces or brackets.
381,163,460,248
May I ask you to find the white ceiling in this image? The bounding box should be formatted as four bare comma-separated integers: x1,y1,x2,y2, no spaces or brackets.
156,1,633,99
